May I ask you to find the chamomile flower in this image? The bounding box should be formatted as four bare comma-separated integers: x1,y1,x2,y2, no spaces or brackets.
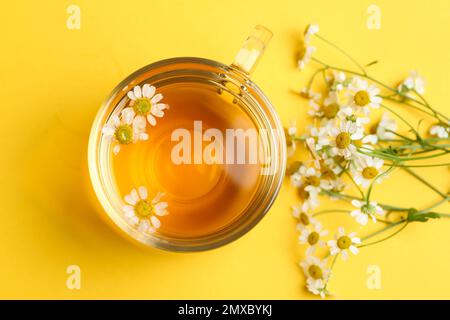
122,187,169,234
300,88,322,100
127,84,169,126
376,112,397,140
350,200,385,226
398,71,426,95
309,92,345,120
322,92,344,119
300,255,330,281
307,98,323,118
292,205,318,229
328,120,364,159
298,45,316,70
353,156,384,188
102,107,148,155
304,24,319,41
290,165,321,188
306,277,328,298
326,70,347,92
348,78,382,114
353,133,378,152
429,125,449,139
291,164,328,208
299,223,329,254
327,227,361,260
318,153,343,177
321,177,346,195
300,255,330,298
305,137,320,161
285,120,298,157
309,125,332,151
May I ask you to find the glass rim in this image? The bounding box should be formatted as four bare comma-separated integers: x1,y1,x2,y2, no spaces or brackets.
88,57,287,252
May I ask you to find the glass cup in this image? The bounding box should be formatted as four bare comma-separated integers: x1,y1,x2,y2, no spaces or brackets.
88,25,286,251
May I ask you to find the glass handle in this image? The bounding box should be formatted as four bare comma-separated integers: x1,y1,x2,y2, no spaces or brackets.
231,25,273,76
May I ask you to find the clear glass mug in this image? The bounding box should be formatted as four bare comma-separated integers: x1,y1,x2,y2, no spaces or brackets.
88,25,286,251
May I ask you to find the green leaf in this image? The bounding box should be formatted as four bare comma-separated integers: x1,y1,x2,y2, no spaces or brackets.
407,209,441,222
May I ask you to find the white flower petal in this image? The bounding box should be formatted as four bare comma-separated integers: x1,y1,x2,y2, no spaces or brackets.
142,84,155,99
152,192,165,204
124,194,137,206
138,186,148,200
121,107,136,125
341,250,349,260
351,199,362,208
102,125,115,137
139,132,149,141
150,216,161,229
147,114,157,126
131,188,140,202
133,86,142,99
349,245,359,255
154,202,168,216
127,91,136,100
113,145,121,155
133,115,146,132
151,93,163,104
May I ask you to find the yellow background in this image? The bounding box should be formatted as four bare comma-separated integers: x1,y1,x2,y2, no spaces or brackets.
1,0,449,299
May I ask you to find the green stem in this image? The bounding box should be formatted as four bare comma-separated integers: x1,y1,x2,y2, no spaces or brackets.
312,209,351,217
359,221,409,248
361,220,404,241
419,198,450,213
307,67,328,92
384,162,450,168
385,129,414,142
381,104,420,138
315,34,367,75
382,96,436,119
414,89,449,122
366,164,397,203
343,169,365,199
321,190,408,211
402,167,448,199
359,149,449,162
323,254,339,293
311,57,435,108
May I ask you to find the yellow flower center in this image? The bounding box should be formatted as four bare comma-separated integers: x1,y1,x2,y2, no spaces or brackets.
337,236,352,249
322,103,339,119
308,265,323,280
308,231,320,245
362,166,379,179
353,139,363,148
354,90,370,107
115,125,133,145
321,166,336,180
133,98,152,115
305,176,321,187
336,132,351,149
134,200,153,218
300,212,310,226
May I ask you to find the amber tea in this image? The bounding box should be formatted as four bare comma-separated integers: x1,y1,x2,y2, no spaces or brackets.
112,82,263,238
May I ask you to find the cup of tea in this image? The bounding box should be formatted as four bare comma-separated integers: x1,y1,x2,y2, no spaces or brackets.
88,25,286,251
